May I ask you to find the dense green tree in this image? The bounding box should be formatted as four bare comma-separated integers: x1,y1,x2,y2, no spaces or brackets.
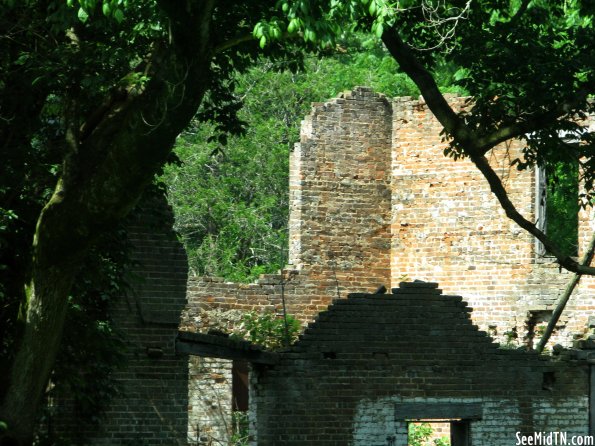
162,37,433,282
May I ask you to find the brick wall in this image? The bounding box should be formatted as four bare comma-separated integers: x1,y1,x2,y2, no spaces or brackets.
188,86,595,348
251,282,589,445
184,88,397,440
53,192,190,445
390,95,595,347
184,87,595,442
289,87,393,291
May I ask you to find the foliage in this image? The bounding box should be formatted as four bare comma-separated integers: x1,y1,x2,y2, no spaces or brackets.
408,422,450,446
232,311,301,350
546,161,580,258
162,34,438,282
163,120,290,282
434,437,451,446
230,411,250,446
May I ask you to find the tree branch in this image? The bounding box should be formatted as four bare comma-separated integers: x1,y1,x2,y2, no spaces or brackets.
214,33,254,53
381,26,477,151
470,154,595,275
535,230,595,353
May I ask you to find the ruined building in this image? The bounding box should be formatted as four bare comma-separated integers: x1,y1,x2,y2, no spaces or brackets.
181,88,595,444
52,88,595,444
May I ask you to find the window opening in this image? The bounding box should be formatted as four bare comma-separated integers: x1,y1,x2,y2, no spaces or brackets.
231,360,249,443
396,402,479,446
232,360,249,412
408,420,451,446
536,160,579,258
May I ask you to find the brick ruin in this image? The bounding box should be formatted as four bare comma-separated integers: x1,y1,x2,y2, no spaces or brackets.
182,87,595,443
49,193,190,445
250,282,590,445
51,87,595,444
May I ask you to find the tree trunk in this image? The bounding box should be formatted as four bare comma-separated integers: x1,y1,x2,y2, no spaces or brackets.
0,2,216,443
0,266,78,445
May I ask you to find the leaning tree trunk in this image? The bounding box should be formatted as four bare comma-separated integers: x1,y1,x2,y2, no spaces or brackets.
0,2,215,444
0,264,80,443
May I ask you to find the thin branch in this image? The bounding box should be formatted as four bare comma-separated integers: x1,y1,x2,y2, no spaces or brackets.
470,154,595,275
415,0,472,52
535,231,595,353
214,31,299,54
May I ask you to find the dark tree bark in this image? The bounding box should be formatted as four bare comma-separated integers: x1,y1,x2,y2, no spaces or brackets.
0,1,216,444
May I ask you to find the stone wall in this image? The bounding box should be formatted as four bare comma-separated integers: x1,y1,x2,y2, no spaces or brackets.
251,282,590,445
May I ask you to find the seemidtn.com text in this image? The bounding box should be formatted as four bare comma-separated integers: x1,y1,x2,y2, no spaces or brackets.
516,432,594,446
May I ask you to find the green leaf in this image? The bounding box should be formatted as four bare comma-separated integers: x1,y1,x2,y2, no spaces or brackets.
253,22,263,38
77,7,89,22
287,18,298,33
374,22,383,37
369,0,377,16
113,8,124,23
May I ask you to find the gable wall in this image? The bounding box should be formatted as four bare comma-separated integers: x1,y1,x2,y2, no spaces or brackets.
251,283,589,445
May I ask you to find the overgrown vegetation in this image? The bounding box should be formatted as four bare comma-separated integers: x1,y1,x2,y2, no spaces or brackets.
162,35,461,282
232,311,301,350
546,161,580,258
230,412,250,446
